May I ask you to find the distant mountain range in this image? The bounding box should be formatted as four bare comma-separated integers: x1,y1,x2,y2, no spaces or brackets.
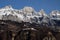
0,5,60,27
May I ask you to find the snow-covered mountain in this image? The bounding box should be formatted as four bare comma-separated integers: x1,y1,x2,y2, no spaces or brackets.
50,10,60,20
50,10,60,27
0,6,48,23
0,5,60,26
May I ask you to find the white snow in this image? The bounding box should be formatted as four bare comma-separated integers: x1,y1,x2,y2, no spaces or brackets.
0,5,60,24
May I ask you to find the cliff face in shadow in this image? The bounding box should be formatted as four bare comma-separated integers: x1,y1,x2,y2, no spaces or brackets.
0,20,60,40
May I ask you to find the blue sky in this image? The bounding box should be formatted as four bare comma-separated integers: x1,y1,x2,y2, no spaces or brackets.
0,0,60,14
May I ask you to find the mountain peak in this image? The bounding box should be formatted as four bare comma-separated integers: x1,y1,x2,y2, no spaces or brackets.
3,5,13,10
23,6,34,13
38,9,47,16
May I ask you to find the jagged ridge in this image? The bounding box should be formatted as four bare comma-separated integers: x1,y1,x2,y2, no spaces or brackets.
0,5,60,27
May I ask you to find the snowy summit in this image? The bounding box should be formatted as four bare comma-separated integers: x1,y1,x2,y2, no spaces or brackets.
0,6,60,25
